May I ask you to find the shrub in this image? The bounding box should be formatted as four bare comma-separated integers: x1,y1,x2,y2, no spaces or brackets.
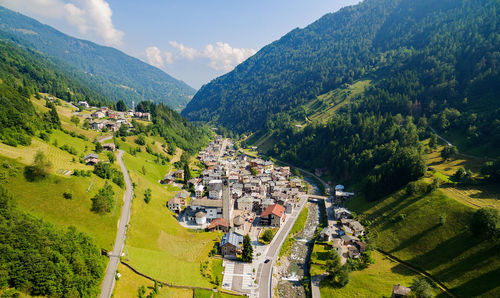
63,191,73,200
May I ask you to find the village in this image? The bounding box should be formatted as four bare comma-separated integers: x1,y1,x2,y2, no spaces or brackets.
75,100,151,133
161,135,368,296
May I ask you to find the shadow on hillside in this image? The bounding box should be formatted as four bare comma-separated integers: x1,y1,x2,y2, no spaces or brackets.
389,224,441,254
406,231,473,272
434,242,500,284
436,267,500,298
390,263,416,277
369,193,425,228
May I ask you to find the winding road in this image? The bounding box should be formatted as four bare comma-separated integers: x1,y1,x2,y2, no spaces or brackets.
99,149,134,298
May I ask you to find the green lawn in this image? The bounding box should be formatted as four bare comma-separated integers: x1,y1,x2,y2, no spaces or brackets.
0,155,121,250
350,186,500,297
280,206,309,257
120,137,221,287
320,251,436,297
310,243,331,267
114,263,193,298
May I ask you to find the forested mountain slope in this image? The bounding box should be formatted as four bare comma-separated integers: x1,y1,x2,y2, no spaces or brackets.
183,0,499,143
0,6,195,110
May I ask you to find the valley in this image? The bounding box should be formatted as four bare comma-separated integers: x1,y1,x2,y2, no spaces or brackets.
0,0,498,297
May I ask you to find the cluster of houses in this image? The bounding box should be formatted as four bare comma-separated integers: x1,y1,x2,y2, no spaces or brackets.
165,136,307,258
75,102,151,132
319,203,366,260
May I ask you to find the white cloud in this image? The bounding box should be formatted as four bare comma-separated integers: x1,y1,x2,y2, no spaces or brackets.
0,0,124,46
145,46,164,68
169,41,199,60
203,42,256,71
147,41,256,72
164,51,174,64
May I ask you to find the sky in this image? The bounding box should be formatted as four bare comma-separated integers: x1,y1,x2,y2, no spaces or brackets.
0,0,360,89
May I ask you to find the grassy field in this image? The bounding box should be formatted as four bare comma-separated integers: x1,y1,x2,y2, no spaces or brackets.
119,136,221,287
0,155,121,250
304,80,371,124
426,145,500,210
319,251,436,297
279,206,309,257
113,263,194,298
347,185,500,297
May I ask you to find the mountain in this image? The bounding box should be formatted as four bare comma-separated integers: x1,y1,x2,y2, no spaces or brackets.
0,6,195,110
183,0,500,140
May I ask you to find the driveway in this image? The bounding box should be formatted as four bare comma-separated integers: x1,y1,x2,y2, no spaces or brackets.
99,149,133,298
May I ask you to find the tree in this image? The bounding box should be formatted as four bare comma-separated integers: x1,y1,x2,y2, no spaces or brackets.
325,250,342,276
144,188,152,204
107,151,115,164
429,133,438,149
116,100,127,112
241,234,253,262
183,162,192,184
93,162,113,179
135,135,146,146
261,229,274,243
25,151,52,181
70,115,80,126
94,140,103,153
91,182,114,214
441,145,458,159
411,278,433,298
470,208,500,241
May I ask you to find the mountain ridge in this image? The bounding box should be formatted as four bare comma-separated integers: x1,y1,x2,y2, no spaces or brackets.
0,6,195,110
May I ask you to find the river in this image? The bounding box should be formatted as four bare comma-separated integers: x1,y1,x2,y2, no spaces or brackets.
276,178,321,297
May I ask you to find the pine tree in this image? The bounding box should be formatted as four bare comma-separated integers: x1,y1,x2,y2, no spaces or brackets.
241,234,253,262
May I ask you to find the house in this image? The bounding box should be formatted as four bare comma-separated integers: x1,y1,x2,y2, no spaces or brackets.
161,174,175,184
84,153,99,165
107,111,117,119
91,111,105,119
167,197,183,214
207,218,229,232
174,169,184,180
340,234,359,245
392,284,411,298
220,232,243,258
261,204,286,227
335,184,354,199
77,101,89,108
105,122,118,132
332,238,343,256
319,225,334,242
208,179,223,199
91,121,104,131
261,198,275,211
237,196,254,211
284,201,294,214
349,221,365,236
290,177,302,188
334,207,352,220
142,113,151,121
195,184,204,199
102,143,116,152
189,199,223,221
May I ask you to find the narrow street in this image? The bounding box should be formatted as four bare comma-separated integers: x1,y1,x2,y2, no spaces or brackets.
99,149,134,298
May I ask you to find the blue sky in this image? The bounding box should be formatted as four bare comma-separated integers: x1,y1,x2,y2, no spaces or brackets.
0,0,360,89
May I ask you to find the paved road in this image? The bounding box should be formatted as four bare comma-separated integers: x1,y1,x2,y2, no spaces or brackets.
257,195,308,298
311,274,327,298
99,149,133,298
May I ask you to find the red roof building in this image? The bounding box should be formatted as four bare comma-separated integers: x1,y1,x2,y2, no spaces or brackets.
207,218,230,232
261,204,286,227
